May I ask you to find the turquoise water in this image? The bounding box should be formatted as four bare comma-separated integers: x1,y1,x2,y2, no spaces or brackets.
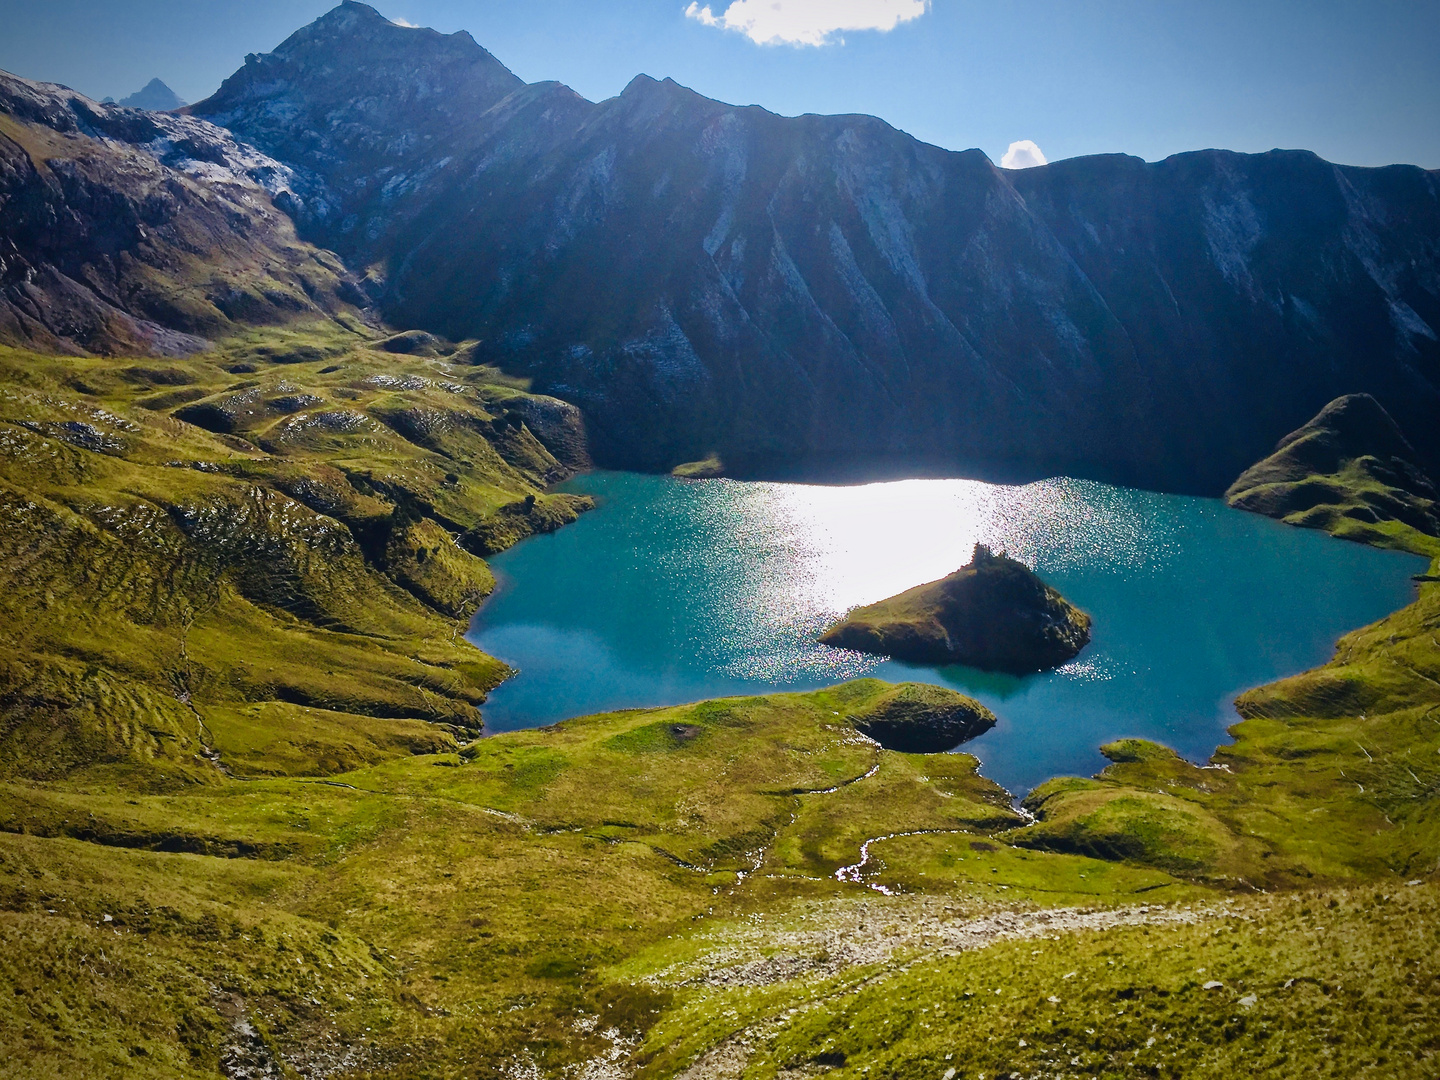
468,472,1425,795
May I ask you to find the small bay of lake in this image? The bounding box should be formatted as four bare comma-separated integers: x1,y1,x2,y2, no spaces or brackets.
468,472,1425,795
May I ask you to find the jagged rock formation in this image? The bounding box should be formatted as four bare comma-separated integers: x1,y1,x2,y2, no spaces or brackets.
0,70,357,356
821,544,1092,674
117,78,186,111
1226,393,1440,543
188,2,1440,491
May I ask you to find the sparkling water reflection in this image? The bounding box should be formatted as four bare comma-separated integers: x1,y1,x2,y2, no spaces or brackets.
468,472,1425,794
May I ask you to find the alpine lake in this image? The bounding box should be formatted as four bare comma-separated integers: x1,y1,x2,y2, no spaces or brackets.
469,471,1427,796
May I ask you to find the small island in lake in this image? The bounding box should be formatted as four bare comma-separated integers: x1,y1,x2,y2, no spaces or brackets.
820,543,1092,673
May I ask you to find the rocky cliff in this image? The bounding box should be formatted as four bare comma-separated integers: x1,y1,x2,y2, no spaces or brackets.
0,70,360,356
189,2,1440,492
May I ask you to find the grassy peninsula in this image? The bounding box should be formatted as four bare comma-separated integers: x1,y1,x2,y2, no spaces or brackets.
1226,393,1440,551
2,349,1439,1078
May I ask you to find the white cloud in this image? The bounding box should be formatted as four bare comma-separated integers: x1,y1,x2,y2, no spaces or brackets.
390,17,420,28
1000,140,1048,169
684,0,929,47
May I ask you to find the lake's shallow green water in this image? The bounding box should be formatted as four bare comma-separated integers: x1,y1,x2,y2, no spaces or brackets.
468,472,1426,794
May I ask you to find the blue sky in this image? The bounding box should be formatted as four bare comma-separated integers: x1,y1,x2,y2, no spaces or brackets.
1,0,1437,169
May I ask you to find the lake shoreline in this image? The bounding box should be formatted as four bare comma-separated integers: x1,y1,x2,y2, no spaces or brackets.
469,470,1426,796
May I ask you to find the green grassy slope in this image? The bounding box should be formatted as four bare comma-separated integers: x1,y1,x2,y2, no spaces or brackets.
1225,392,1440,552
0,326,591,786
1,345,1438,1077
4,671,1435,1077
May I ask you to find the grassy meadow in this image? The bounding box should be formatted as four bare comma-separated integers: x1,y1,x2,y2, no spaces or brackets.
1,325,1438,1077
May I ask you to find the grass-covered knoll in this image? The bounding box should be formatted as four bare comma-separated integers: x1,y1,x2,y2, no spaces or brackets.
0,324,592,785
821,542,1092,673
845,681,996,753
1226,393,1440,550
671,455,725,479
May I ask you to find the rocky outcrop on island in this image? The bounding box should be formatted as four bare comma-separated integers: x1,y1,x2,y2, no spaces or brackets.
117,78,186,112
189,2,1440,491
1225,393,1440,544
846,681,997,753
821,544,1092,674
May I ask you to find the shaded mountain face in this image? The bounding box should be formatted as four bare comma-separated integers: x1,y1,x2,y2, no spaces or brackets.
182,3,1436,489
0,71,363,355
117,78,186,112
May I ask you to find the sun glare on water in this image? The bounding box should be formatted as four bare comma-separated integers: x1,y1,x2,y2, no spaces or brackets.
474,470,1423,789
693,476,1155,683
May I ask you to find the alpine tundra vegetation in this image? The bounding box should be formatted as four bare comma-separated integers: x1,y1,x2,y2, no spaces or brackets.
1,2,1440,1078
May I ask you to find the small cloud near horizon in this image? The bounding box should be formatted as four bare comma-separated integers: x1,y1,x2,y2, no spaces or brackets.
684,0,929,47
390,16,420,27
1000,140,1048,169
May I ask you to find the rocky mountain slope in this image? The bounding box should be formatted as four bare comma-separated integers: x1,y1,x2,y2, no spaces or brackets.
0,70,358,357
190,1,1440,492
116,78,186,111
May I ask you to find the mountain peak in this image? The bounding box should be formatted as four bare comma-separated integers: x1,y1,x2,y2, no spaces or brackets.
191,2,523,136
268,2,497,58
117,77,185,111
300,1,399,36
189,2,525,224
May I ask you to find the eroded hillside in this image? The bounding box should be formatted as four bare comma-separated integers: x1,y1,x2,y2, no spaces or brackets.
0,70,357,356
0,327,590,784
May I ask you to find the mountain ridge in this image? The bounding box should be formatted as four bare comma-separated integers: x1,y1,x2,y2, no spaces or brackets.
182,2,1440,494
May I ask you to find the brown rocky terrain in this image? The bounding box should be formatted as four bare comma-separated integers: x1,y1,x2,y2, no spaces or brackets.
0,70,359,357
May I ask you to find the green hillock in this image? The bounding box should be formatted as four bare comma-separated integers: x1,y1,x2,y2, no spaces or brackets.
671,454,725,479
847,680,997,752
821,542,1092,673
1226,393,1440,549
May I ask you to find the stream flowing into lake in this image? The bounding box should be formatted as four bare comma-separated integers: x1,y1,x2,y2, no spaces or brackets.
468,472,1426,795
